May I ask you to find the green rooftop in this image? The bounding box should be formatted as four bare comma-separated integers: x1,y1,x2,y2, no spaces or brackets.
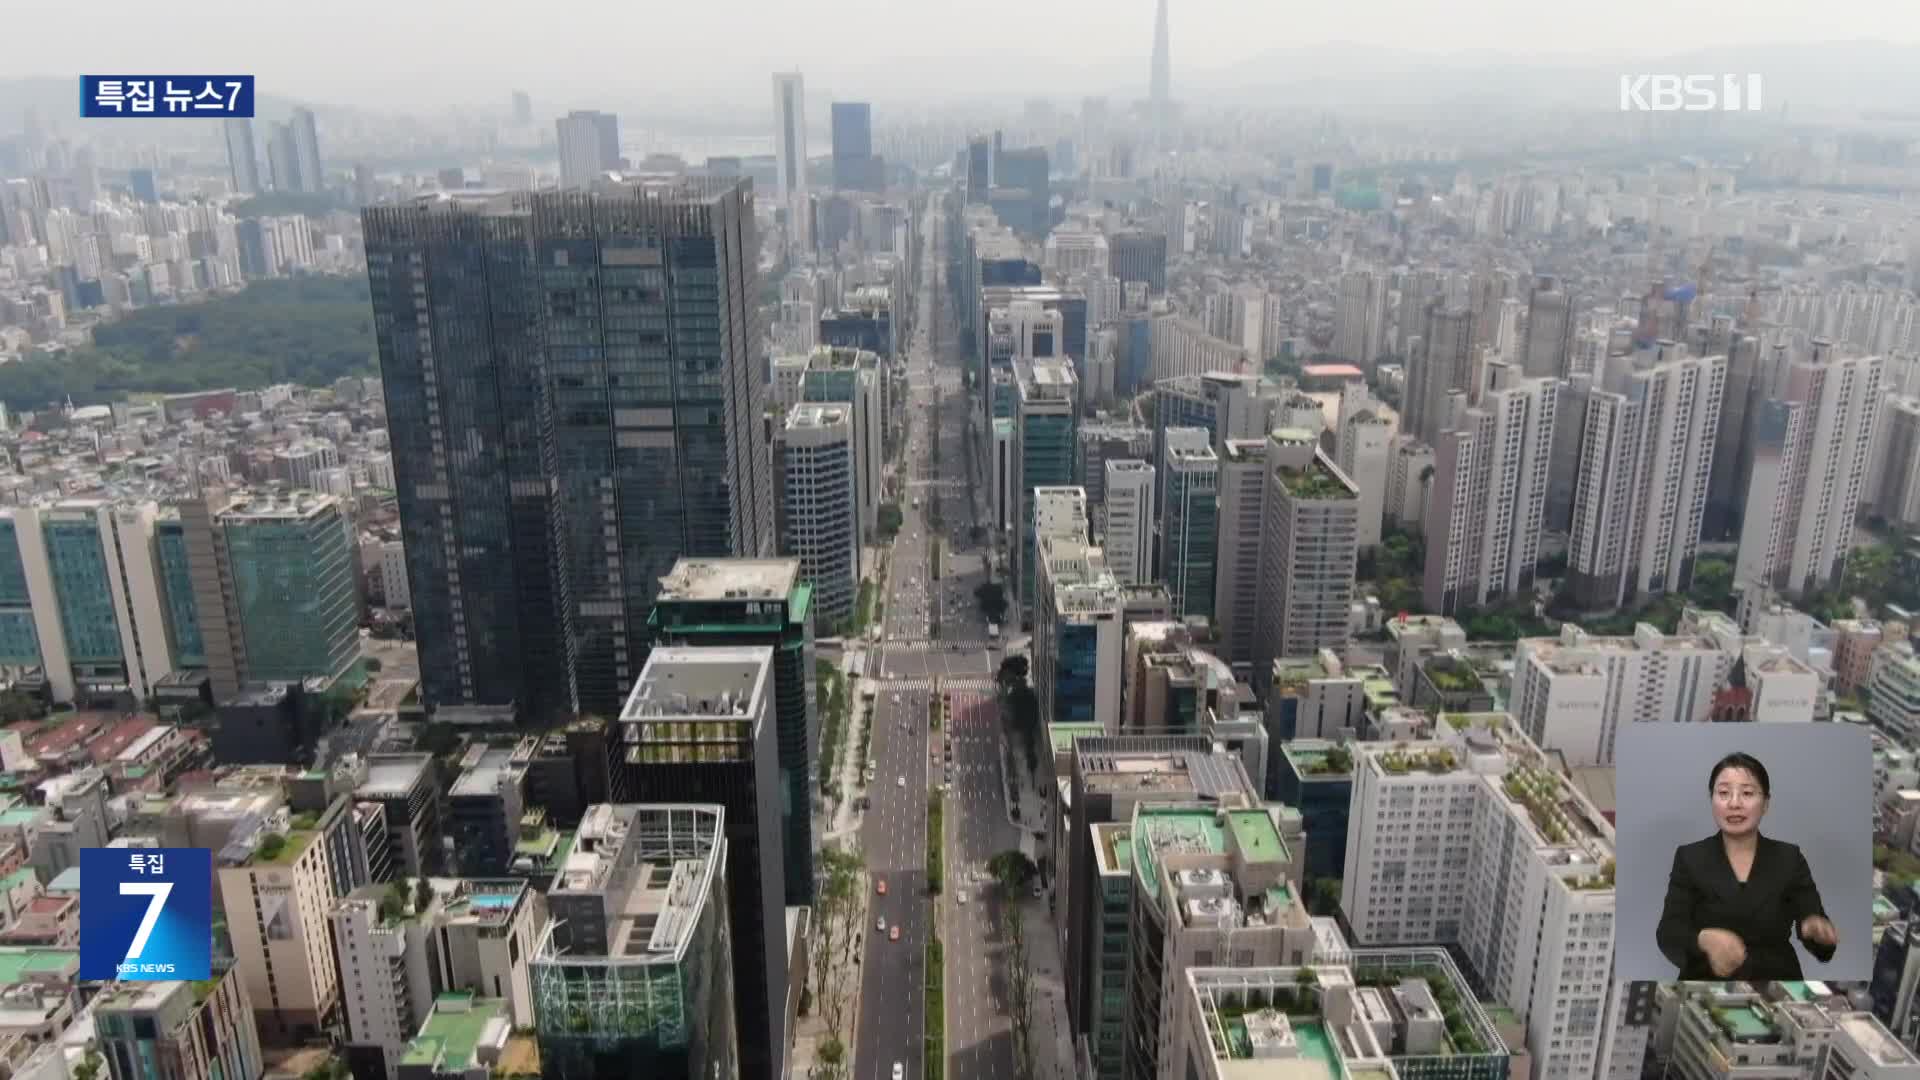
253,829,316,866
1277,463,1356,500
1227,810,1286,865
0,808,44,827
1049,722,1105,754
1779,982,1815,1002
0,948,76,985
1134,808,1225,901
0,867,36,893
1715,1003,1777,1041
401,993,508,1072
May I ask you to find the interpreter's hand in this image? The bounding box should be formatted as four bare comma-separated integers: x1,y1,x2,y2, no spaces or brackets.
1698,927,1747,978
1800,915,1839,948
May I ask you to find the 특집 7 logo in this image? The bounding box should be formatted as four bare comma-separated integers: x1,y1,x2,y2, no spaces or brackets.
120,881,173,961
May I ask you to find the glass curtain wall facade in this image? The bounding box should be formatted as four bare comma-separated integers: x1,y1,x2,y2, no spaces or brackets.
153,517,204,668
43,515,122,672
0,520,40,668
220,502,358,683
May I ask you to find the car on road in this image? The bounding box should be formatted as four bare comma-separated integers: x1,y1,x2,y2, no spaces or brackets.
876,879,888,896
957,891,968,905
893,1064,904,1080
896,775,906,788
876,917,886,932
889,926,901,942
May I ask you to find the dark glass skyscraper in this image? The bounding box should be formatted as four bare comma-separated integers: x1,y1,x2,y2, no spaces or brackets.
830,102,880,191
364,177,774,721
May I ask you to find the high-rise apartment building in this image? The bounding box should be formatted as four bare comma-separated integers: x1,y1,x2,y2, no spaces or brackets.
289,107,323,193
1336,388,1392,551
772,73,808,204
1252,433,1360,690
1567,344,1725,610
1522,276,1573,378
648,559,817,906
1333,269,1388,374
532,804,737,1080
555,111,621,189
1735,343,1883,595
1343,714,1616,1080
1103,460,1155,586
615,648,784,1080
1871,396,1920,527
1404,304,1473,444
1509,623,1734,766
1014,360,1080,628
1422,373,1557,615
365,178,772,720
1212,438,1269,676
224,118,260,195
1159,427,1218,621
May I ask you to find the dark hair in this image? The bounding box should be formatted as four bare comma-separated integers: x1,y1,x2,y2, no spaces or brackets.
1708,752,1771,799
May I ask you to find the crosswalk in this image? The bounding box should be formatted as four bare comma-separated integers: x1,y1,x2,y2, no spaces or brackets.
874,675,998,693
881,639,994,652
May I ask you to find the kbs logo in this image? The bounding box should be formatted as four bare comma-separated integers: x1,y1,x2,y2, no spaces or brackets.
1620,74,1764,112
79,848,212,980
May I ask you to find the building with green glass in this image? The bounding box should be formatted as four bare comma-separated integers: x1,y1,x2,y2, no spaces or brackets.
1159,428,1218,622
647,558,817,905
215,492,359,685
1014,359,1078,628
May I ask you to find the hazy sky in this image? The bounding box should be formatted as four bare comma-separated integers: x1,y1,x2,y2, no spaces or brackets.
20,0,1920,109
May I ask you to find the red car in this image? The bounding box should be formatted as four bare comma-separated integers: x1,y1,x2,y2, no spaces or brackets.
889,926,902,942
876,879,888,896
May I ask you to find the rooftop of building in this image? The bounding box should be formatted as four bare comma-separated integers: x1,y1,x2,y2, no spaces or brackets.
1279,741,1354,779
1049,721,1106,755
358,753,432,798
622,646,772,722
401,993,510,1074
1107,459,1153,475
1079,746,1251,800
1189,968,1402,1080
786,402,852,429
1383,614,1465,638
218,490,339,521
91,977,220,1014
1274,457,1358,501
544,804,725,965
0,949,76,985
450,741,533,799
1837,1012,1919,1065
1522,623,1727,666
1131,803,1291,909
1094,823,1134,876
654,558,801,604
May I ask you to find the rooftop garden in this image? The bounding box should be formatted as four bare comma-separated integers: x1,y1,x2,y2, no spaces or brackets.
1299,745,1354,776
1278,465,1355,501
1209,970,1323,1058
1571,860,1616,891
1502,767,1581,846
1423,656,1482,694
252,828,315,866
1354,966,1489,1056
1378,747,1457,775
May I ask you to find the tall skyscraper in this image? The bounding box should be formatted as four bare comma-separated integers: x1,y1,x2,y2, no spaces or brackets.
1521,276,1573,378
1567,344,1725,609
1403,304,1473,443
1102,460,1154,586
1333,269,1387,374
1014,360,1080,628
511,90,532,126
1423,372,1557,614
364,178,773,720
830,101,878,192
289,107,324,192
1252,431,1360,683
772,72,808,203
1149,0,1171,138
223,118,260,195
1212,438,1268,674
617,647,785,1080
266,123,299,194
649,559,818,908
555,110,620,189
1158,427,1218,621
1735,342,1884,595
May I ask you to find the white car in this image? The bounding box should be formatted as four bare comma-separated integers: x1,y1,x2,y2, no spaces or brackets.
876,916,886,932
957,891,968,905
897,775,907,788
893,1065,905,1080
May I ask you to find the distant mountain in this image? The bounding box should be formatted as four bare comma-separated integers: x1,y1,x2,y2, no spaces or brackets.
1179,40,1920,112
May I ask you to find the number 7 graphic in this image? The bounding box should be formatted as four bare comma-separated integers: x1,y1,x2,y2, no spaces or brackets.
120,882,173,962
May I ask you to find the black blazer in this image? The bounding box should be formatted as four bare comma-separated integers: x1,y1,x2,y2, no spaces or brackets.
1656,833,1835,980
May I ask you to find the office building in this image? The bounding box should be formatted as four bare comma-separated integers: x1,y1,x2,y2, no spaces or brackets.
396,994,511,1080
1660,982,1920,1080
92,972,263,1080
1159,428,1219,621
1567,344,1725,610
1344,714,1614,1080
1509,623,1734,767
1422,373,1557,615
1251,432,1361,690
1212,439,1269,676
774,404,859,626
1063,736,1259,1080
218,812,346,1043
357,754,444,878
556,110,620,189
1263,653,1370,744
331,876,546,1079
1172,960,1510,1080
266,124,298,194
1870,641,1920,746
289,107,323,193
1269,740,1354,883
1119,800,1312,1080
615,648,784,1080
446,740,535,878
1522,277,1573,378
992,146,1050,239
1103,460,1154,586
1111,229,1167,295
224,118,260,195
1077,423,1154,518
775,346,886,559
1736,344,1884,596
649,559,817,906
208,492,359,686
830,101,881,192
365,178,773,720
532,804,736,1080
1119,622,1246,738
0,501,177,705
772,73,808,204
1014,361,1080,628
1036,526,1124,734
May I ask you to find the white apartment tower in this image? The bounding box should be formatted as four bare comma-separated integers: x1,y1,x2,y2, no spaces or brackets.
1422,374,1557,615
1567,344,1725,610
1334,269,1388,374
1336,384,1393,551
1342,714,1617,1080
1103,460,1155,587
1509,623,1735,767
1735,343,1884,595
